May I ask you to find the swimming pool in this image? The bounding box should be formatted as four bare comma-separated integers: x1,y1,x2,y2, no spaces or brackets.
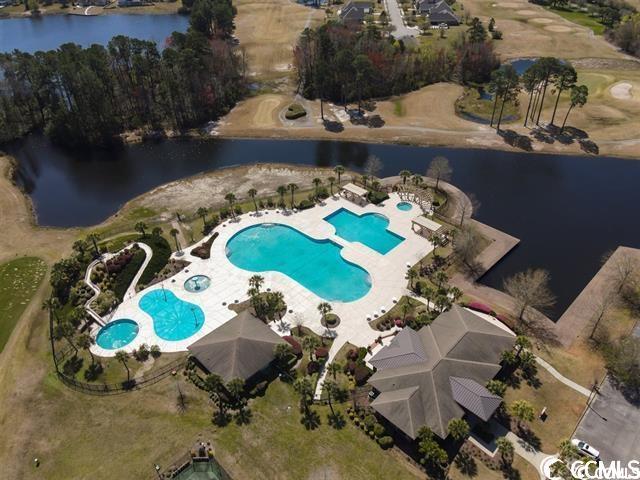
95,319,139,350
324,208,405,254
139,289,205,341
226,223,371,302
397,202,413,211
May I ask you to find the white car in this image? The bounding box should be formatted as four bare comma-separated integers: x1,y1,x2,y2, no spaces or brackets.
571,439,600,459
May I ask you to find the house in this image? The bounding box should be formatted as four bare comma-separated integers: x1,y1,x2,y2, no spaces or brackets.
338,0,374,24
187,310,286,382
368,305,515,439
415,0,460,26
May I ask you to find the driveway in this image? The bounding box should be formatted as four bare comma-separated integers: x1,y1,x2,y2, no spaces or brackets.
383,0,419,38
573,376,640,463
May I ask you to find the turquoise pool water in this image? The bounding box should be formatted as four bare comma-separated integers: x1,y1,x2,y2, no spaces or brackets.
226,223,371,302
324,208,404,254
397,202,413,211
139,289,205,341
184,275,211,293
96,319,139,350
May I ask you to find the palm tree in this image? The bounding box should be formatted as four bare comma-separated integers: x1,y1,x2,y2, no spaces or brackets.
312,178,322,199
135,221,148,237
323,379,340,417
333,165,345,186
561,84,588,132
196,207,209,228
431,233,444,256
399,169,412,185
447,418,470,441
317,302,332,325
42,297,61,323
293,377,315,422
407,268,418,289
411,174,423,186
170,228,181,253
496,437,514,466
360,174,369,187
327,176,336,196
274,343,294,365
509,399,535,430
152,226,162,237
247,188,259,214
287,183,298,209
401,301,411,320
302,336,320,360
249,274,264,294
53,320,78,356
115,350,130,382
276,185,287,208
76,333,96,366
224,192,237,219
434,270,448,291
328,361,342,380
86,233,101,257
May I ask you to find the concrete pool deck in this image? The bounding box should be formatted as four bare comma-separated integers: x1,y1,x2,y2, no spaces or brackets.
91,192,435,357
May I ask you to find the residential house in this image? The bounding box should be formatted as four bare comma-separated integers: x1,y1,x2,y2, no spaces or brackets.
415,0,460,26
368,305,515,439
338,0,374,24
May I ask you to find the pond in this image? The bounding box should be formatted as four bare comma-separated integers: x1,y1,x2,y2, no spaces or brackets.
0,14,189,53
7,134,640,318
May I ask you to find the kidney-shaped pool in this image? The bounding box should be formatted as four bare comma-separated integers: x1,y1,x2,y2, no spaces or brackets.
225,223,371,302
139,289,205,341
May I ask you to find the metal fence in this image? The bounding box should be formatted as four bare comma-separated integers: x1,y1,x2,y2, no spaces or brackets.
50,310,186,395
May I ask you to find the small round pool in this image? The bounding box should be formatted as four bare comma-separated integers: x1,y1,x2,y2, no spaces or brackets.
95,319,139,350
184,274,211,293
396,202,413,211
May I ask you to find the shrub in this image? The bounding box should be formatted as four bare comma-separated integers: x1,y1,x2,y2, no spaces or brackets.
138,235,171,286
150,344,161,358
378,436,394,449
307,360,321,374
491,29,503,40
354,365,372,385
373,423,386,438
347,348,359,361
367,190,389,205
298,199,315,210
285,103,307,120
364,414,377,430
191,232,219,260
234,205,243,215
414,280,425,295
466,301,494,315
134,343,150,362
357,347,368,362
394,318,405,328
344,360,356,374
315,347,329,360
283,336,302,357
249,380,268,397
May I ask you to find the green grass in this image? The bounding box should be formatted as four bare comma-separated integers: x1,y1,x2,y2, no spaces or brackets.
112,249,146,301
137,234,172,286
455,87,520,124
393,100,406,117
98,233,139,253
0,257,47,353
546,7,606,35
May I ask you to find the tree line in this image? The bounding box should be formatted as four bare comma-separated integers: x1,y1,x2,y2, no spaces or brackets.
293,19,499,114
488,57,589,132
0,0,244,147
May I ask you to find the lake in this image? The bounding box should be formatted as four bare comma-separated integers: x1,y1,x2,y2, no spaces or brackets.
0,14,189,53
7,135,640,318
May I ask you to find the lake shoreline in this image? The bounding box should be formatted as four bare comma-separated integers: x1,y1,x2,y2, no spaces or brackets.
0,4,181,20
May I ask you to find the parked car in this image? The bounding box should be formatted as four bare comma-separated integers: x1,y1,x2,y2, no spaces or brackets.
571,439,600,459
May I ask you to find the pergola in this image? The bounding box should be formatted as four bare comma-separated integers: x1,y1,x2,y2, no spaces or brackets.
340,182,369,206
411,215,444,239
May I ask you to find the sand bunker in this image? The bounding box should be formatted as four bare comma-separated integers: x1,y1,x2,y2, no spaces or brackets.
530,17,554,24
516,9,537,15
610,82,635,100
545,25,573,32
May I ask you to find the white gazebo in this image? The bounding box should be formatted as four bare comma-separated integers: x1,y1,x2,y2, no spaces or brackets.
411,215,444,239
340,182,369,206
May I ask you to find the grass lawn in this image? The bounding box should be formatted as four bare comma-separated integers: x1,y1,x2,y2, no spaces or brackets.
370,296,427,331
503,367,586,452
455,88,519,125
545,7,606,35
450,452,539,480
0,257,47,353
98,233,139,253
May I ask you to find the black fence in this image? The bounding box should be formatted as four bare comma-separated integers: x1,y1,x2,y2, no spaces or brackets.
50,311,186,395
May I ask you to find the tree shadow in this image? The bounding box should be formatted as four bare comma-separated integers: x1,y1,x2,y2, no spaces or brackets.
328,411,347,430
323,120,344,133
63,355,83,376
579,139,599,155
498,130,533,151
301,409,321,430
454,451,478,477
367,115,385,128
517,425,542,451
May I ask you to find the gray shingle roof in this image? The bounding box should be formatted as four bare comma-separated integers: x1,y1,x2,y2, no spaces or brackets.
187,310,285,382
450,377,503,421
369,305,514,439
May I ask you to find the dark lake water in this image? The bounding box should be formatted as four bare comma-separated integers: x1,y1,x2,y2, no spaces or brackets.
7,135,640,318
0,14,189,53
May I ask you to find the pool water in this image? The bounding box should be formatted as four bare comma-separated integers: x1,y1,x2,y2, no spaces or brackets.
184,275,211,293
139,289,205,341
95,319,139,350
324,208,404,254
397,202,413,211
226,223,371,302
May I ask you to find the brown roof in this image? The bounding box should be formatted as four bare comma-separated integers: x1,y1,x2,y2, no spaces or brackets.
369,305,514,438
187,310,286,382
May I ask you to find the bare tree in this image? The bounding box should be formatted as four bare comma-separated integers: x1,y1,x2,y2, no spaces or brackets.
426,156,452,191
364,154,383,180
607,250,639,295
503,269,556,327
453,224,483,277
588,286,617,341
455,193,480,227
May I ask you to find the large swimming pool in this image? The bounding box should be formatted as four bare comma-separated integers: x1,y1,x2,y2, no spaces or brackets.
324,208,404,254
139,289,205,341
226,223,371,302
95,319,139,350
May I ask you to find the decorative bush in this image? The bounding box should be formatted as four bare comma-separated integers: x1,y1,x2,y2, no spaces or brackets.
314,347,329,360
364,414,377,430
357,347,368,362
347,348,359,361
394,318,405,328
373,423,386,438
307,360,320,374
138,234,171,286
354,365,372,385
298,199,315,210
150,344,161,358
285,103,307,120
283,336,302,357
191,232,219,260
367,190,389,205
466,302,494,315
378,436,394,449
133,343,150,362
344,360,356,374
414,280,425,295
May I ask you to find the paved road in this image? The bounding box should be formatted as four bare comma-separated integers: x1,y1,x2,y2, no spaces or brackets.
383,0,419,38
574,376,640,463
